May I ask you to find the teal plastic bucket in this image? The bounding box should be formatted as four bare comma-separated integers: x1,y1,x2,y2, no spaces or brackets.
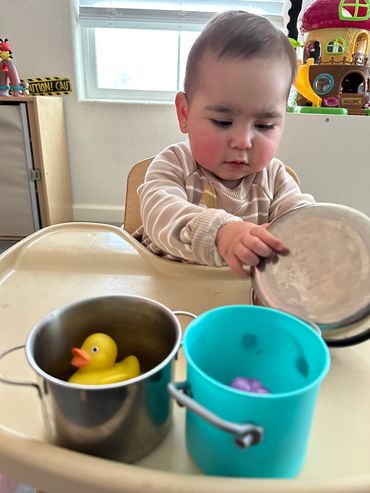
169,305,330,478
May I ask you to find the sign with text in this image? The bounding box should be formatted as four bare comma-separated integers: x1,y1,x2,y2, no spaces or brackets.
21,76,72,96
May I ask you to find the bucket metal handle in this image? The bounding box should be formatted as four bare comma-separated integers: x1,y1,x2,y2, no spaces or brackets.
0,345,42,398
168,381,263,449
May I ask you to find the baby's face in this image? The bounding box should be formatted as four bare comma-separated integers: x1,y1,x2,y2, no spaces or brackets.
181,53,291,188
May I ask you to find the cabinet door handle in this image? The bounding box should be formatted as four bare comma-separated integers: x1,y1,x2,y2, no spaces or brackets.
29,168,42,181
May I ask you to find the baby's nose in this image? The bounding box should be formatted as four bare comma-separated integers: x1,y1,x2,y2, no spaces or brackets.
230,128,252,149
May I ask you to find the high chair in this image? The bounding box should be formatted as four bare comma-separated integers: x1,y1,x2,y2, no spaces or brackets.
123,157,300,235
124,157,154,235
122,157,232,278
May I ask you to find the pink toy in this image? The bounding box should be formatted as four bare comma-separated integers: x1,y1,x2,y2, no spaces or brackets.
229,377,271,394
0,38,28,96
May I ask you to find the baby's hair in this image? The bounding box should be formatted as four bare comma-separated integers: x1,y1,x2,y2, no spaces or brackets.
184,10,297,99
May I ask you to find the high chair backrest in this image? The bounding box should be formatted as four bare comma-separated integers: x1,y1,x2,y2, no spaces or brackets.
123,158,300,234
124,157,153,234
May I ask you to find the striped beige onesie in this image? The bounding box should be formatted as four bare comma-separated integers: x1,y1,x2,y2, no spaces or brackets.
134,141,314,267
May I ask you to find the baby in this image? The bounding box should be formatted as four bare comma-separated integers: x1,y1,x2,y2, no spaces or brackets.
135,10,314,278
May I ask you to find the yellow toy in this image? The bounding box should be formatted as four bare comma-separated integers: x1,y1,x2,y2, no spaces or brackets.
68,333,140,385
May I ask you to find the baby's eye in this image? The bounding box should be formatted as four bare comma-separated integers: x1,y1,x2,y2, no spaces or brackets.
210,119,232,128
255,123,275,131
91,346,99,353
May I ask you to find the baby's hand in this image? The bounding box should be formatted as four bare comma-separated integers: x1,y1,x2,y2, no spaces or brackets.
216,221,287,278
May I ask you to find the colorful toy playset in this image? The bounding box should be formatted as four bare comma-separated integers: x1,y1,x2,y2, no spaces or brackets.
293,0,370,115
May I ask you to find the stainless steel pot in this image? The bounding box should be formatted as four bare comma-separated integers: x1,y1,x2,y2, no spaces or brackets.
0,294,190,462
251,203,370,347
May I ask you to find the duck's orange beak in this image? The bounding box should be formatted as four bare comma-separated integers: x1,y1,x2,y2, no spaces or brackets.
71,347,90,368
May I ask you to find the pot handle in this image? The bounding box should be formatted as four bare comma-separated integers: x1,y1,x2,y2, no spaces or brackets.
249,286,256,305
168,381,263,449
173,311,197,320
0,345,42,398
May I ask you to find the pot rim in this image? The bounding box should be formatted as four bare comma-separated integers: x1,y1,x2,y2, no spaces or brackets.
251,203,370,331
250,285,370,347
25,294,182,390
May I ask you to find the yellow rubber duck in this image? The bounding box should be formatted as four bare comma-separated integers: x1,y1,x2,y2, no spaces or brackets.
68,333,140,385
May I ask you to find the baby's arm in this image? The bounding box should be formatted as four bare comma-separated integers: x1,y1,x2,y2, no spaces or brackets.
216,221,287,278
138,152,241,265
268,162,315,221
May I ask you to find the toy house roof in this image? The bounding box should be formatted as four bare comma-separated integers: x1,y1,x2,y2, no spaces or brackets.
298,0,370,33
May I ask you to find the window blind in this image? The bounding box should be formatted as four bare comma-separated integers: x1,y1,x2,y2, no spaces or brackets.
78,1,291,32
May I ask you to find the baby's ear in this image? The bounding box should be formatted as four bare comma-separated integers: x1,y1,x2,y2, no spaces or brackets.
175,92,189,134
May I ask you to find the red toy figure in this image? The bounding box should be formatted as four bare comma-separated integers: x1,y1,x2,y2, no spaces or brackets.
0,38,28,96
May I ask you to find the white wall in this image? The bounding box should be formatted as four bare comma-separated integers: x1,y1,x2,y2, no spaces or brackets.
2,0,369,223
279,113,370,216
2,0,183,223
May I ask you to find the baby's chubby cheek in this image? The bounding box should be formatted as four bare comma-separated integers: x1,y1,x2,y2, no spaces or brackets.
190,136,224,169
255,140,279,169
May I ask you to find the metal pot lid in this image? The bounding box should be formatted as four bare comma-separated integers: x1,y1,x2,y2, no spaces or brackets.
252,203,370,331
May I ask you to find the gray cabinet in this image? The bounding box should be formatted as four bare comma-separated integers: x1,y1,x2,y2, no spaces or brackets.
0,96,73,239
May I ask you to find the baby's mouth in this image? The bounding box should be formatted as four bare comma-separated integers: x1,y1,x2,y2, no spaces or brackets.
225,161,248,168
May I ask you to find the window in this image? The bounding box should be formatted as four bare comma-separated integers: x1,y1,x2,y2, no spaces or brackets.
313,73,335,96
326,36,346,54
77,1,290,103
339,0,370,20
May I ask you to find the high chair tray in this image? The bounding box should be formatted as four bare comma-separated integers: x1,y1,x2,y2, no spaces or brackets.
0,223,369,493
